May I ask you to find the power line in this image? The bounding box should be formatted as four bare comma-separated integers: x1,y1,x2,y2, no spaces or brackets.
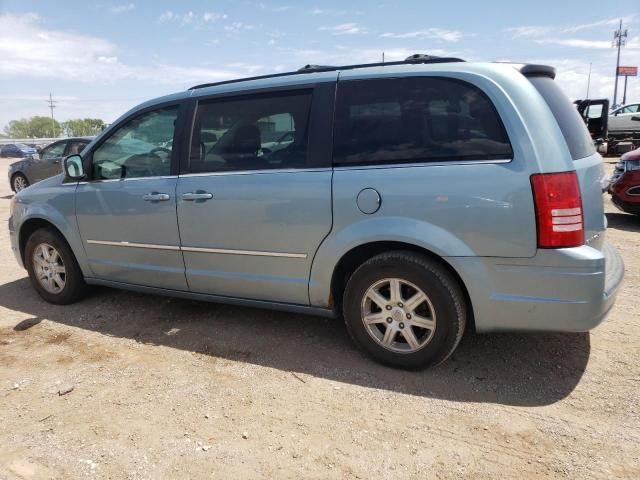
612,20,628,108
45,92,57,137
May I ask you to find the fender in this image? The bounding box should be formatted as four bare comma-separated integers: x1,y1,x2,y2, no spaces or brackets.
13,177,92,277
308,215,476,307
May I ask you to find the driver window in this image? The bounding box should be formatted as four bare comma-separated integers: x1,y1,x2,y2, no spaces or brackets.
92,106,178,180
41,142,66,160
189,90,312,173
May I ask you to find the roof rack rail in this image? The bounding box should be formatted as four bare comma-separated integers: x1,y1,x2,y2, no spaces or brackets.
189,54,465,90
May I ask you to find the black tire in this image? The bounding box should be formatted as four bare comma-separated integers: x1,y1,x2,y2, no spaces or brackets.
342,251,466,369
24,228,89,305
11,173,29,192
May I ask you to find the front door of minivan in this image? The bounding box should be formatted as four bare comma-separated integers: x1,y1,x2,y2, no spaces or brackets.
176,83,335,304
76,103,188,290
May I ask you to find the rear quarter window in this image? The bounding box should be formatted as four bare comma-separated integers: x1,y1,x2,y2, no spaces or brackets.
528,77,596,160
332,76,513,166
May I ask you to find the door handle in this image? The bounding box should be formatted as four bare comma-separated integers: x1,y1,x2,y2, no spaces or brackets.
142,192,170,202
182,192,213,201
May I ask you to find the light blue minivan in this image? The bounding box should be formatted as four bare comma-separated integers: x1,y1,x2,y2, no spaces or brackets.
8,56,624,368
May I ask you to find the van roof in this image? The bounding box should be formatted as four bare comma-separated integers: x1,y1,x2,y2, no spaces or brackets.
189,55,465,91
124,57,555,120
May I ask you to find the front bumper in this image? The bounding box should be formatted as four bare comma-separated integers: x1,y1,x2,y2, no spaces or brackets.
448,242,624,333
611,194,640,215
8,215,22,267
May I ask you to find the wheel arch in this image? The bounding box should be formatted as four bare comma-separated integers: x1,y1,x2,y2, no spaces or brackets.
329,241,475,331
19,218,69,266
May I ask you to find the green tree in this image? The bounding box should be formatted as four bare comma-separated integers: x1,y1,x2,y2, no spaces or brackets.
61,118,105,136
4,116,62,138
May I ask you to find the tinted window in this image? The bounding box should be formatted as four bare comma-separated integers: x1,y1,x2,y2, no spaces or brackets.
67,141,88,155
92,106,178,180
189,90,312,173
41,142,66,159
333,77,512,166
529,77,595,160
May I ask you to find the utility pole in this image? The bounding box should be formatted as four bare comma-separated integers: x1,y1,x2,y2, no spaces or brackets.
45,92,57,137
382,51,385,63
612,20,627,108
622,75,628,104
586,62,592,98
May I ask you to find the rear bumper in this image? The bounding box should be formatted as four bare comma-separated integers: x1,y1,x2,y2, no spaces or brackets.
448,242,624,333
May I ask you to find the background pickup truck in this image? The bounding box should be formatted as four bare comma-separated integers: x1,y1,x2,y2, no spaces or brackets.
576,99,640,156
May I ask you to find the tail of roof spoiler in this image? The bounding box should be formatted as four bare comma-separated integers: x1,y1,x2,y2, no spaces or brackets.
520,64,556,79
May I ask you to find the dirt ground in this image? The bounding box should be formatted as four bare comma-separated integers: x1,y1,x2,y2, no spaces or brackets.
0,158,638,479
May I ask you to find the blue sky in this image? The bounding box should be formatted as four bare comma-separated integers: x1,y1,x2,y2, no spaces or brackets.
0,0,638,130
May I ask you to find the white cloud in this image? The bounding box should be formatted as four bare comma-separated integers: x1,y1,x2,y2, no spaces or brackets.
0,13,248,85
158,10,227,25
563,16,635,33
203,11,227,22
506,16,640,52
539,39,612,49
505,26,551,38
224,22,254,33
256,3,291,12
110,3,135,15
380,28,466,42
158,11,175,22
320,23,366,35
506,16,636,38
310,8,350,15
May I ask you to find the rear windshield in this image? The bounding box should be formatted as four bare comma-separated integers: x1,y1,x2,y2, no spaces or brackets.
529,76,595,160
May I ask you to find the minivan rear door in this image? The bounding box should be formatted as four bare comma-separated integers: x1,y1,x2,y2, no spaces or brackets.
176,81,336,305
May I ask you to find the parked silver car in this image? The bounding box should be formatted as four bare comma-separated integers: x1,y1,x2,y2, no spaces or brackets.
8,137,92,192
8,56,624,368
609,103,640,134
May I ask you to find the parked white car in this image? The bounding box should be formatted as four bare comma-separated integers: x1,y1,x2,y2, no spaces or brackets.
609,103,640,133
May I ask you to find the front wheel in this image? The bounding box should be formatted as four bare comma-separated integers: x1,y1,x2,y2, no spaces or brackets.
25,228,89,304
11,173,29,192
343,251,466,369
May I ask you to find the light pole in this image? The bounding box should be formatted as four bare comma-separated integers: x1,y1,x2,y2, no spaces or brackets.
46,92,57,137
612,20,627,108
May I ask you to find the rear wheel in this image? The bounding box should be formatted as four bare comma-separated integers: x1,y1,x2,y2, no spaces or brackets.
25,228,89,304
343,251,466,369
11,173,29,192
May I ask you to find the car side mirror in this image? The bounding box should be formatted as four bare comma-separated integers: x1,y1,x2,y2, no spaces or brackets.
64,154,85,180
632,115,640,122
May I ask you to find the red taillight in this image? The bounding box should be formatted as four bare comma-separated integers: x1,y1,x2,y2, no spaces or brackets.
530,171,584,248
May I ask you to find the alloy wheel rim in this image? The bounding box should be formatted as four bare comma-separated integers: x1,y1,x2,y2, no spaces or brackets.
33,243,66,294
13,176,27,191
361,278,436,353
